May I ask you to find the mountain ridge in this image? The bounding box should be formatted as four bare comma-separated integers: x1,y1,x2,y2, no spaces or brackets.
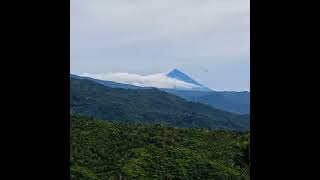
70,77,249,130
70,73,250,114
163,89,250,114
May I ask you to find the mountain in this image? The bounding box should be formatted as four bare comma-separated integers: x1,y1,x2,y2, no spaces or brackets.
70,77,249,130
163,89,250,114
71,73,250,114
71,115,250,180
165,69,212,91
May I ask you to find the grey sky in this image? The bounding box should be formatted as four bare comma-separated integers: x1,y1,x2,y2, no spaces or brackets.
71,0,250,91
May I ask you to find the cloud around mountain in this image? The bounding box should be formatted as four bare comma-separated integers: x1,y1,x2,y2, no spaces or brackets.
81,72,199,89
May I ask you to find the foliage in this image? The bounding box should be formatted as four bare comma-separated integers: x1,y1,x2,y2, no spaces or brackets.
71,115,250,180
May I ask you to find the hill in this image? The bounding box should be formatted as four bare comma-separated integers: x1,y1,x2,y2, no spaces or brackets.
70,77,249,130
71,115,250,180
71,74,250,114
163,89,250,114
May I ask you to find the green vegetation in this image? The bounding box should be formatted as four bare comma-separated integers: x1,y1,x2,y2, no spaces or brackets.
70,77,249,131
70,77,250,179
71,115,250,180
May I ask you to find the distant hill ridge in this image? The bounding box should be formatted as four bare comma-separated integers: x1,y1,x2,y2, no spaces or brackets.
70,77,249,130
163,89,250,114
70,73,250,114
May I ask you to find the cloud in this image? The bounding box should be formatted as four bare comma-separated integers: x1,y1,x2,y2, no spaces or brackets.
71,0,249,32
71,0,249,45
81,72,199,89
70,0,250,91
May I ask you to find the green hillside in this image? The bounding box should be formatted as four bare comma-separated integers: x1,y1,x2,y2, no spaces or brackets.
71,115,250,180
70,77,249,130
163,89,250,115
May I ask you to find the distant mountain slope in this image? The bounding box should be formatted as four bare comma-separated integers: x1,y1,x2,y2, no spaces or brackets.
163,89,250,114
71,74,250,114
166,69,212,91
70,77,249,130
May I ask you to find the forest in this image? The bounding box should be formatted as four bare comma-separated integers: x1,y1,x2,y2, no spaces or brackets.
71,115,249,180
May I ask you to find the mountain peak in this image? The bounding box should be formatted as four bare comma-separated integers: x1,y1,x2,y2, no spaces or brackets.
166,69,212,91
166,68,189,78
168,68,182,74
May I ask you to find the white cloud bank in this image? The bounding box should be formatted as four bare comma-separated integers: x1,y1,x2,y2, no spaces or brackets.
81,72,199,89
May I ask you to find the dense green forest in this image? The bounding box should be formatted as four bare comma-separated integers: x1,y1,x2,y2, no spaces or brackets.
70,77,249,131
71,115,250,180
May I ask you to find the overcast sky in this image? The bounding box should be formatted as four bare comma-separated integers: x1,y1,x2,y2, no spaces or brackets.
71,0,250,91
